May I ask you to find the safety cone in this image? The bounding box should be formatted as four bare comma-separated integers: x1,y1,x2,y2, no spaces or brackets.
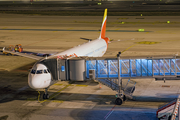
99,83,102,88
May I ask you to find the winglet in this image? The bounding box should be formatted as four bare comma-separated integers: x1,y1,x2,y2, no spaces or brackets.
99,8,107,39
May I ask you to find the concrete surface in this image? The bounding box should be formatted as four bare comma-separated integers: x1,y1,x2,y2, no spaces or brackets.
1,14,180,120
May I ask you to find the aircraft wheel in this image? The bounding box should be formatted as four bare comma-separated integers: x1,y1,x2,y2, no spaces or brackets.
115,98,123,105
43,94,49,99
43,94,46,99
46,94,49,99
123,95,126,101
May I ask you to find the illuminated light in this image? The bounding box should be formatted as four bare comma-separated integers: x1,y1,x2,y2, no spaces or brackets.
141,14,142,16
98,3,102,5
138,29,144,32
121,22,125,24
167,21,170,23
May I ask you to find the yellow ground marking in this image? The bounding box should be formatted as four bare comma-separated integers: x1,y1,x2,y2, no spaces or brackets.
2,27,7,29
76,84,88,87
52,100,64,103
136,41,161,45
54,83,63,86
38,84,71,103
121,44,138,54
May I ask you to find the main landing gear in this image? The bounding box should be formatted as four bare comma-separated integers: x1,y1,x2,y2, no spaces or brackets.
43,88,49,99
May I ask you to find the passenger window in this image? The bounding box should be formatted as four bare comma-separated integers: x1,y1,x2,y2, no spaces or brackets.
36,70,43,74
44,70,48,73
31,69,36,74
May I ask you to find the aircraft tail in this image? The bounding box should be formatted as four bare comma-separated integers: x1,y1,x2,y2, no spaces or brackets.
99,9,109,44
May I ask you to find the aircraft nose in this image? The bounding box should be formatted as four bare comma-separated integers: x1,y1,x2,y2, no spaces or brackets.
28,75,42,89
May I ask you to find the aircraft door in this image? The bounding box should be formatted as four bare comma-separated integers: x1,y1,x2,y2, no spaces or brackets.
57,59,67,80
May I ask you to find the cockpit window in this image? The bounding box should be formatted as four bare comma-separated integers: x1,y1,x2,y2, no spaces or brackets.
31,69,36,74
44,70,48,73
36,70,43,74
47,69,50,73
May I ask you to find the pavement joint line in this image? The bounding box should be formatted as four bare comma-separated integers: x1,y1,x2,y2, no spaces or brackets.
66,28,73,30
38,84,71,103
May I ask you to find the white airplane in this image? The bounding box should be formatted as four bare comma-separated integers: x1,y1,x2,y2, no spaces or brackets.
3,8,109,99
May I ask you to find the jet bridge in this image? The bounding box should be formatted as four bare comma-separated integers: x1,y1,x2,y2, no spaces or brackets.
39,54,180,105
86,56,180,79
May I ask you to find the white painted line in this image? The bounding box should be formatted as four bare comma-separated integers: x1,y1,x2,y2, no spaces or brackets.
104,105,116,120
104,110,114,120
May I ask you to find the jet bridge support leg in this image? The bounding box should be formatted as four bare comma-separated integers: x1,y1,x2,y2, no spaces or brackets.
115,52,125,105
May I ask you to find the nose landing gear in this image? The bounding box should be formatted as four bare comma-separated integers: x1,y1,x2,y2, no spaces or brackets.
43,88,49,99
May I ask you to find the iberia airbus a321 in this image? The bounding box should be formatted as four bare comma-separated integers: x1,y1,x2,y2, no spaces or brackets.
3,8,109,99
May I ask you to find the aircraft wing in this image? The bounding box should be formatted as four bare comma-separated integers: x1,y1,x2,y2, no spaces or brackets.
2,47,42,60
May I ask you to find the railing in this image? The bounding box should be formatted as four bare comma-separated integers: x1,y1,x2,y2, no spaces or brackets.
97,78,136,99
